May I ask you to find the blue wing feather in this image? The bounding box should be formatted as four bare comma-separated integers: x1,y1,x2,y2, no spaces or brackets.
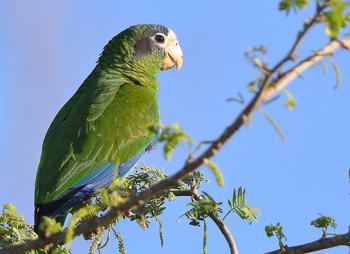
43,129,160,219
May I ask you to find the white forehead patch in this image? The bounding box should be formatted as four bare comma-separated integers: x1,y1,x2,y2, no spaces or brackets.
167,29,178,42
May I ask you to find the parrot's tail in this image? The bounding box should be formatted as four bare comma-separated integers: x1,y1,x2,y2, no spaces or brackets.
34,203,68,233
34,186,87,233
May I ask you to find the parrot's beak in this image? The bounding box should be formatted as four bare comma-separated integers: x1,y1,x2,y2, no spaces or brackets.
163,30,183,71
166,41,183,71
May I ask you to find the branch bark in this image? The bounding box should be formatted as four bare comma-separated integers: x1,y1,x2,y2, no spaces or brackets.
266,230,350,254
1,11,350,254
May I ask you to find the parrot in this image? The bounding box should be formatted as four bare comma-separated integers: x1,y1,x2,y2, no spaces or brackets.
34,24,183,232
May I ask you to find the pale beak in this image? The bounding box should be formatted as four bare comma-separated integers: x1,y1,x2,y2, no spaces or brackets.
162,29,184,71
166,40,183,71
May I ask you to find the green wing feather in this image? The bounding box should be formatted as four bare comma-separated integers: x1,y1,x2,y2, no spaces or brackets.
35,70,159,204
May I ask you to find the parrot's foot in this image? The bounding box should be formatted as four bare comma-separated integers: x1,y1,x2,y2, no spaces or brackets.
35,230,55,252
125,209,135,219
83,225,103,240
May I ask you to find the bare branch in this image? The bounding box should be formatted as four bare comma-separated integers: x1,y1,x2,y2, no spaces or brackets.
266,230,350,254
267,3,327,75
263,36,350,100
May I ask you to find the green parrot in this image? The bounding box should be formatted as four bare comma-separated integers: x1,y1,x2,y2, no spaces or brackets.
34,24,183,232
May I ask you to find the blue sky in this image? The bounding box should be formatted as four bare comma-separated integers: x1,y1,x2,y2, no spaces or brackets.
0,1,349,253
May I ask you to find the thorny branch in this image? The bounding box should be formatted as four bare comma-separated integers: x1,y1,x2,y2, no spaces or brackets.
1,4,350,254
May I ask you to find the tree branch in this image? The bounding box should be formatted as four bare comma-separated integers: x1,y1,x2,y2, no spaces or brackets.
266,3,326,75
263,36,350,100
172,189,238,254
266,230,350,254
1,10,350,254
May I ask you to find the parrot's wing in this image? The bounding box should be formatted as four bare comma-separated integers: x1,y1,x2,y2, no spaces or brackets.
35,72,128,204
34,71,160,230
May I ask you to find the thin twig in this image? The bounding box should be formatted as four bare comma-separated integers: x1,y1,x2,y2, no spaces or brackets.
268,4,327,75
172,189,239,254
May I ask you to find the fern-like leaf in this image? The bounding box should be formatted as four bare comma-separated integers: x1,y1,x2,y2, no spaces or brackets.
180,192,222,226
112,228,127,254
88,230,103,254
203,220,207,254
155,216,164,247
97,229,111,251
223,187,260,224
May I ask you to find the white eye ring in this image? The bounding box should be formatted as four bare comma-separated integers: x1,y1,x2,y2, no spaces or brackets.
152,33,167,46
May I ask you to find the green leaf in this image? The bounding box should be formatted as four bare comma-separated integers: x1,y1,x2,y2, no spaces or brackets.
261,111,288,143
66,204,100,244
346,12,350,21
330,60,341,89
0,204,69,253
223,187,260,224
204,159,224,187
282,90,296,110
321,60,328,74
50,246,71,254
179,192,222,226
38,216,62,235
203,220,207,254
125,167,169,228
182,170,208,189
279,0,309,14
311,215,337,229
97,230,111,251
88,230,103,254
155,217,164,247
112,229,127,254
226,92,245,105
324,0,349,38
248,81,256,93
158,124,192,160
265,222,287,250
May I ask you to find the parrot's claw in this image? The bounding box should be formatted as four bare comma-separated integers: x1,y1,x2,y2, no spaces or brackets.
83,226,103,240
125,210,135,218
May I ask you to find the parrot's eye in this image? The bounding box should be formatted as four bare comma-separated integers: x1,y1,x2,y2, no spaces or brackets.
155,34,165,44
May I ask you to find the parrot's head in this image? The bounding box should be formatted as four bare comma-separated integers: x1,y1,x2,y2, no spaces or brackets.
98,24,183,74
